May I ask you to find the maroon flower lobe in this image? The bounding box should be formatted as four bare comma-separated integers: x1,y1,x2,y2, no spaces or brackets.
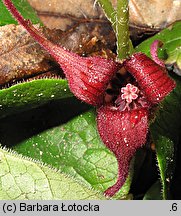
3,0,120,106
124,53,176,104
97,105,148,197
52,49,119,106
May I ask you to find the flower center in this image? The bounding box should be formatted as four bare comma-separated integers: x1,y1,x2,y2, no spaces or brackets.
115,83,140,111
121,83,139,103
105,69,150,111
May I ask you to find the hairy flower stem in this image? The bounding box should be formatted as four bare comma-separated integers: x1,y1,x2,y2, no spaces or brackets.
116,0,129,60
97,0,132,58
97,0,116,30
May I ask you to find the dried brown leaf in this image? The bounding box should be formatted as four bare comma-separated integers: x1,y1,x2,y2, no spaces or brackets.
28,0,104,30
28,0,181,42
0,24,61,85
129,0,181,28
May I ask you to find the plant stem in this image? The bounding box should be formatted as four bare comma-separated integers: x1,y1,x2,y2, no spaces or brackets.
116,0,129,60
97,0,116,30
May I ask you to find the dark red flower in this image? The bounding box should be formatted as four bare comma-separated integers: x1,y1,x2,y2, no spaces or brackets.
3,0,176,197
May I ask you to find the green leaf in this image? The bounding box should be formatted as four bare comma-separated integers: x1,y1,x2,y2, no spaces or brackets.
137,21,181,199
165,46,181,70
0,79,73,118
12,110,132,199
143,181,162,200
136,21,181,69
0,0,41,26
153,136,174,199
0,147,106,200
150,75,181,199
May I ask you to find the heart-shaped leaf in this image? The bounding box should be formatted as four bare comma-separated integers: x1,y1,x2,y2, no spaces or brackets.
0,147,106,200
11,110,132,199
